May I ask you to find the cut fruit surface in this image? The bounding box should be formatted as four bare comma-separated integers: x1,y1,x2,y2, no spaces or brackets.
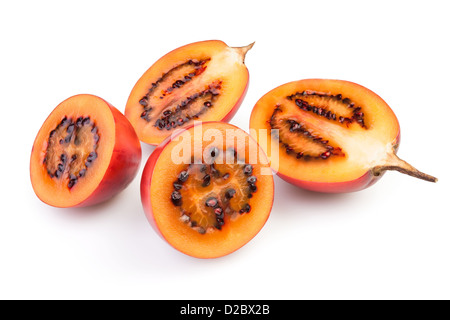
250,79,437,193
141,122,274,258
125,40,253,145
30,94,142,207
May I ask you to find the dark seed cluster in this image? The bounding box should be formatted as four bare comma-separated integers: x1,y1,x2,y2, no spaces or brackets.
85,151,98,167
201,173,211,187
138,59,210,124
178,170,189,182
295,99,338,121
239,203,251,214
205,197,219,208
171,190,182,206
285,119,341,160
287,91,366,128
269,108,344,161
170,148,257,233
154,82,221,131
45,116,100,190
214,207,225,229
225,188,236,199
243,164,253,175
351,107,365,126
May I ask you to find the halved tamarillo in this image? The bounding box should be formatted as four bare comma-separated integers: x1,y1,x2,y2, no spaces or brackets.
141,122,274,258
125,40,253,145
30,94,142,208
249,79,437,193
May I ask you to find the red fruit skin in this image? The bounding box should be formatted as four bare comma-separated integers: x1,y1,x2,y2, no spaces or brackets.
140,141,166,240
277,170,383,193
75,100,142,207
141,123,202,240
277,132,401,193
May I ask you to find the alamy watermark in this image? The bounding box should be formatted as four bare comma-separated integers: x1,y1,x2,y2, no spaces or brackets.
169,121,279,175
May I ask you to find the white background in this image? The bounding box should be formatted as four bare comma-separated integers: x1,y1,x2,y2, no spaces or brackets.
1,0,449,300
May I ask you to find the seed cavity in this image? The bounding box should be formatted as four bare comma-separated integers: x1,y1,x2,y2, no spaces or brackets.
170,147,257,234
287,91,367,128
137,58,224,131
44,116,100,190
153,81,222,131
270,106,345,161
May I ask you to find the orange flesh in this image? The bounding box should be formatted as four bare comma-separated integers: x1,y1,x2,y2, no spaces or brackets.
44,116,99,189
125,40,250,145
250,79,400,183
30,95,115,207
148,122,273,258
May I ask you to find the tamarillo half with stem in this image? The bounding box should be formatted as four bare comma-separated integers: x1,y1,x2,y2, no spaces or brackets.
249,79,437,193
125,40,254,145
